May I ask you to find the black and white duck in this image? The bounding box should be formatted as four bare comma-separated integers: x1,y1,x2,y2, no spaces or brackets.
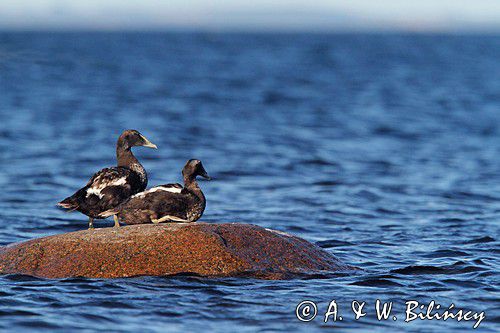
102,159,210,225
57,129,157,229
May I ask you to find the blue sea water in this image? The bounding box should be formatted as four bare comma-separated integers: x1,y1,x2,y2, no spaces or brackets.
0,32,499,332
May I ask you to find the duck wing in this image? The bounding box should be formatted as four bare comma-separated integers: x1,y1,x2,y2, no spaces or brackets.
113,187,198,223
58,166,144,218
97,183,184,218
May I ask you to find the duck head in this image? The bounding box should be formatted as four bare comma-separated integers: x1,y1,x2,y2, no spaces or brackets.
117,130,157,150
182,159,211,181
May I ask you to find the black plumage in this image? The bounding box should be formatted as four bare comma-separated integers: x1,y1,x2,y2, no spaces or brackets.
57,129,157,229
104,159,210,225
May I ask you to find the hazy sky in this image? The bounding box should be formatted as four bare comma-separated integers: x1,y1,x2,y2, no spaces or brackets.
1,0,500,32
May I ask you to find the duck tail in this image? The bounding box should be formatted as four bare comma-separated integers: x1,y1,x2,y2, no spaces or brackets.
57,196,79,212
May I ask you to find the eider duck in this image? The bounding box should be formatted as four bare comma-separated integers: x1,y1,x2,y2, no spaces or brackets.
102,159,210,225
57,130,157,229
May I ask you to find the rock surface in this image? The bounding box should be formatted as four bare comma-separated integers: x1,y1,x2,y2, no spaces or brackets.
0,223,354,279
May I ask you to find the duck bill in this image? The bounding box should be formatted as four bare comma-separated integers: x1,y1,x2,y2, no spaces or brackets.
140,135,158,149
199,166,211,180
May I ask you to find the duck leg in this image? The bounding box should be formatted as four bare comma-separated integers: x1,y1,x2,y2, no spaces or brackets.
88,218,94,230
113,215,120,228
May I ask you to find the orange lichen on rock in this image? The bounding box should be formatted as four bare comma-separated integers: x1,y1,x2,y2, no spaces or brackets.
0,223,354,280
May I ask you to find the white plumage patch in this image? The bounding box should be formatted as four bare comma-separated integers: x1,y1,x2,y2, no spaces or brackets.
86,176,127,199
131,184,183,199
155,215,189,223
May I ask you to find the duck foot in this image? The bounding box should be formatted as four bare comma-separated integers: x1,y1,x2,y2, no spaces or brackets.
113,215,120,228
88,218,94,230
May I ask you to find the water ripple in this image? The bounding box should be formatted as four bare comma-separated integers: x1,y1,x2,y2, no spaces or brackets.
0,32,498,333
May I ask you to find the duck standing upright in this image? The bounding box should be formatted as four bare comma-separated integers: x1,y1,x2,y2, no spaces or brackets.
57,130,157,229
103,159,210,225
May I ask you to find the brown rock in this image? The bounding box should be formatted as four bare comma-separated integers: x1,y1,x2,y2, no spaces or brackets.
0,223,355,279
